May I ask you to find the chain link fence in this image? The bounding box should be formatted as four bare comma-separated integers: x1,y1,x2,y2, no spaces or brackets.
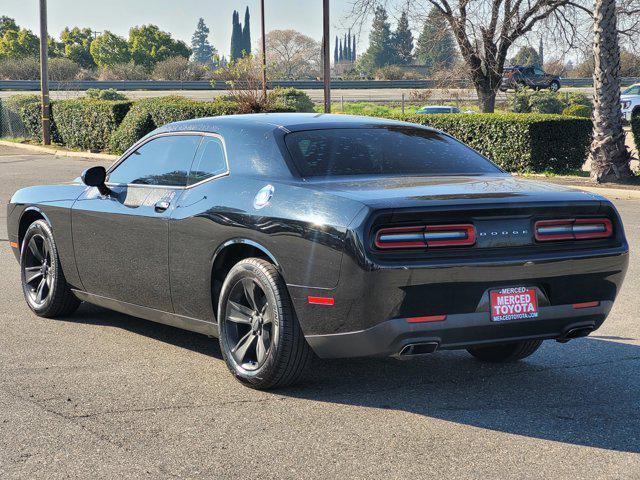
0,95,39,140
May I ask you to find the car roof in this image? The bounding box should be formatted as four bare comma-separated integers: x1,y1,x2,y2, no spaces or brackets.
155,112,426,135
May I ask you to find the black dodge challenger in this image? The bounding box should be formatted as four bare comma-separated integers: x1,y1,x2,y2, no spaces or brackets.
7,114,629,388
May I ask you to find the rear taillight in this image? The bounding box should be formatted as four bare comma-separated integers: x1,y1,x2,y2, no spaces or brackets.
375,224,475,250
534,218,612,242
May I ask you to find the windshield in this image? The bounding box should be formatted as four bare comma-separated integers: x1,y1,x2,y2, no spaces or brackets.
418,107,451,114
284,127,502,178
623,85,640,95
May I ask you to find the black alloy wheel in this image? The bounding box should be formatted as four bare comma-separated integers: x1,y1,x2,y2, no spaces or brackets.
225,277,277,371
22,233,53,307
20,219,80,317
218,258,312,389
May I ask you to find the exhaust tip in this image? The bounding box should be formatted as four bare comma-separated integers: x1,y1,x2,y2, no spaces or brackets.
399,341,439,357
558,325,595,343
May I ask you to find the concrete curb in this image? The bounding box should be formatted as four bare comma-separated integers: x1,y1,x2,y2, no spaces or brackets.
562,184,640,200
0,140,118,161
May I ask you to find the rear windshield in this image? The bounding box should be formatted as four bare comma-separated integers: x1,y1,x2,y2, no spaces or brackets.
284,127,501,177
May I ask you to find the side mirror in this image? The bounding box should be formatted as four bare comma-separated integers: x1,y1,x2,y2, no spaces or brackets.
81,166,111,196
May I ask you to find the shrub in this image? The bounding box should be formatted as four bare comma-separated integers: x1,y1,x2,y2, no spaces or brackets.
108,96,239,153
49,57,81,81
391,113,591,173
0,57,39,80
529,91,565,114
374,65,405,80
19,100,62,143
97,62,149,80
566,92,593,108
632,114,640,156
151,57,209,80
562,104,592,118
85,88,128,101
52,99,131,151
267,87,314,112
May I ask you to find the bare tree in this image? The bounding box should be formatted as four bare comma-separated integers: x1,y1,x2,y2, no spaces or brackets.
351,0,582,112
589,0,635,182
258,29,321,80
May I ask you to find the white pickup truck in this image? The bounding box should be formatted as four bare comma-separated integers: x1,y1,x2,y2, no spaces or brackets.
620,84,640,122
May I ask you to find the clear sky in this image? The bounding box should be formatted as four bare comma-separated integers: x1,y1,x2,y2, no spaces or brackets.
1,0,379,58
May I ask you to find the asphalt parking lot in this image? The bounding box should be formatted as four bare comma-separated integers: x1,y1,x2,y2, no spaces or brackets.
0,145,638,479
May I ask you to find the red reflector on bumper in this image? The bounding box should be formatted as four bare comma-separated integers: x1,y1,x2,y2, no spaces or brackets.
9,242,18,249
572,301,600,309
406,315,446,323
308,296,334,305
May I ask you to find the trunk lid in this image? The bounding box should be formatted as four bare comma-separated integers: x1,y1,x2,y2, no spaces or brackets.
304,174,602,209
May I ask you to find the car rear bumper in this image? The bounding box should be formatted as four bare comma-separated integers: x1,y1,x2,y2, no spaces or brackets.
291,245,628,359
305,301,610,358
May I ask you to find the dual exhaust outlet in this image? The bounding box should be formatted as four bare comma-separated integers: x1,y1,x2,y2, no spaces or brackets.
398,325,595,356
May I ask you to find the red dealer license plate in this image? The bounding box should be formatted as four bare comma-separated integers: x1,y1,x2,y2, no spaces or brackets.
490,287,538,322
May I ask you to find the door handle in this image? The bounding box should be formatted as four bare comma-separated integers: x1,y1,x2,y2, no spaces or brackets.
154,200,170,212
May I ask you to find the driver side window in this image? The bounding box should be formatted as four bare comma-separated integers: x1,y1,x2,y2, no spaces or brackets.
108,135,201,187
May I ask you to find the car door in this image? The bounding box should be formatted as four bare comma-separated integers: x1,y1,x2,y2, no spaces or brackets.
72,133,202,311
533,67,547,87
168,134,231,321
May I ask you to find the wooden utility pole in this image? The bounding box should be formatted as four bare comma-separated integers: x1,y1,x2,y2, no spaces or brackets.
322,0,331,113
38,0,51,145
260,0,267,99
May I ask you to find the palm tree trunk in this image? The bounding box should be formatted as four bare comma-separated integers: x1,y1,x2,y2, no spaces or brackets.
589,0,635,182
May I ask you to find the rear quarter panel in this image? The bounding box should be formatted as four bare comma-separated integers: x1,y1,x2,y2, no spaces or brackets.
168,175,365,321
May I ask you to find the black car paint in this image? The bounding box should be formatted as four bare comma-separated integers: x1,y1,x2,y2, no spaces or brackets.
7,114,629,358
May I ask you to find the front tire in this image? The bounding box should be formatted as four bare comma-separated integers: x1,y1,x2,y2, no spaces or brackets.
20,219,80,318
218,258,312,389
466,340,543,363
549,80,560,92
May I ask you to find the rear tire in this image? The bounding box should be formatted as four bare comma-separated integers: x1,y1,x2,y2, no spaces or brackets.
466,340,543,363
218,258,312,389
20,219,80,318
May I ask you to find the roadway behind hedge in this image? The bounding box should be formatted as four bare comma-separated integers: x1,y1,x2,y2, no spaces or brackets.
0,91,595,173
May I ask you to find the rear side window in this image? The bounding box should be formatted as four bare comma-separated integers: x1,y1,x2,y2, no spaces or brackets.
188,136,228,185
108,135,201,187
284,127,501,177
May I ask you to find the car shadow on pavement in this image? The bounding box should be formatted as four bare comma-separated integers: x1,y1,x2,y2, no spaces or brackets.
67,303,639,454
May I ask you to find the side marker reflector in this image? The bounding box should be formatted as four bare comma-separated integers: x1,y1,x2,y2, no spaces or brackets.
308,296,334,306
9,241,18,249
407,315,447,323
572,301,600,309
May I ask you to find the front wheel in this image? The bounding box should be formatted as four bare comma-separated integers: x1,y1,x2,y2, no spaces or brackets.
218,258,312,389
466,340,543,363
549,80,560,92
20,219,80,318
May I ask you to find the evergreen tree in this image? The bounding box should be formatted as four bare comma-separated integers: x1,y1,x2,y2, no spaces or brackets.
334,36,339,64
359,6,395,72
230,10,243,61
393,11,413,65
191,18,216,64
347,30,352,61
344,32,349,61
339,38,343,62
511,46,541,67
352,35,356,62
415,7,456,74
242,6,251,56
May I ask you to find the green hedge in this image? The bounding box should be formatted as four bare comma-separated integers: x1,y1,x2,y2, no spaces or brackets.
20,100,62,143
52,99,131,151
632,115,640,155
391,113,591,173
109,96,238,153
